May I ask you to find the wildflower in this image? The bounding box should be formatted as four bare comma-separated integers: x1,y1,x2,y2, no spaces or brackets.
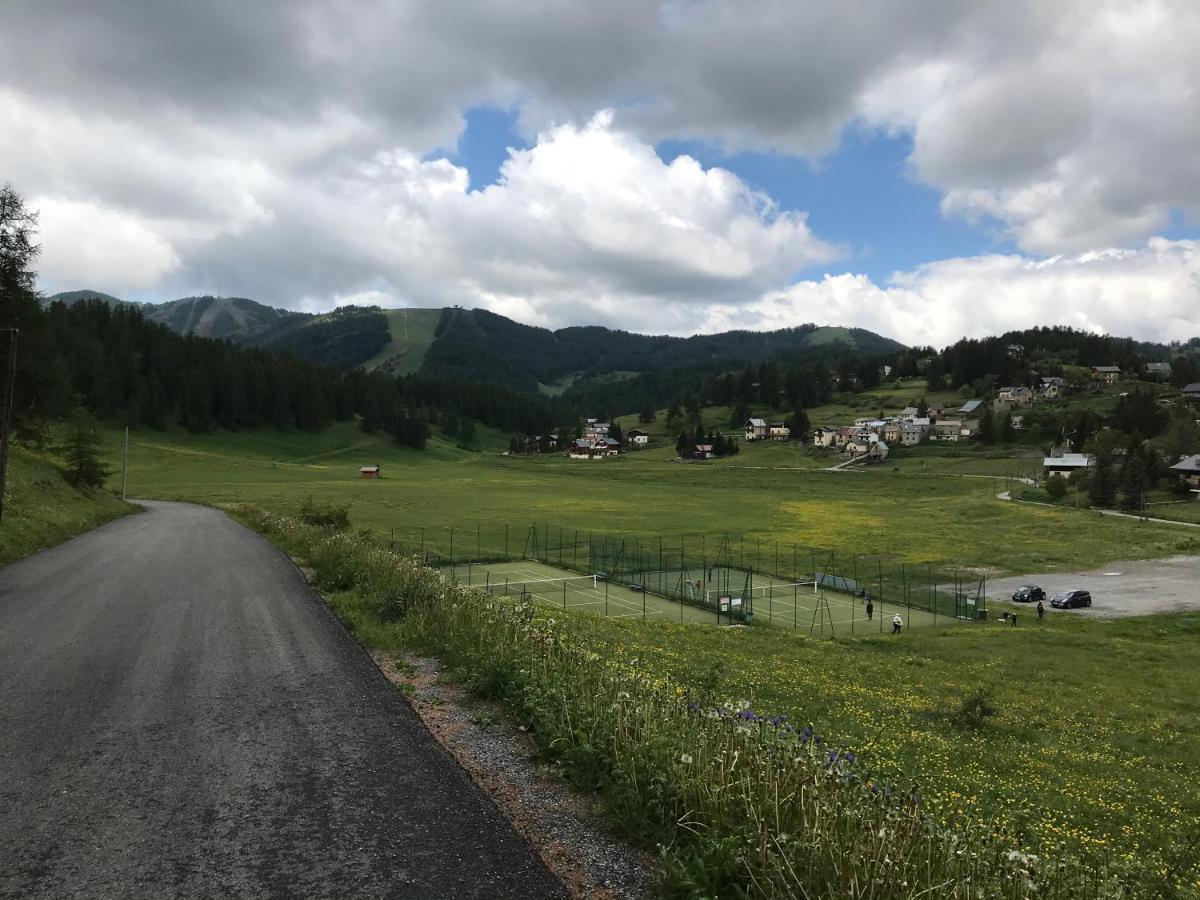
680,753,693,764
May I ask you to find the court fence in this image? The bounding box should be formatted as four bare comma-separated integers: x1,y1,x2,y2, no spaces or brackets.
383,521,988,633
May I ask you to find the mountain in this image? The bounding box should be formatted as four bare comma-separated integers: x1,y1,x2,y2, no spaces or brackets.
421,307,905,393
44,290,905,394
45,289,129,307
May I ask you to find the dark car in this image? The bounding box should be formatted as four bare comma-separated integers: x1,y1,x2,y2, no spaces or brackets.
1050,589,1092,609
1011,585,1045,603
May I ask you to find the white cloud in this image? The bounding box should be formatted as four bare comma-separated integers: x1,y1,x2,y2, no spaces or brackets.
5,1,1200,333
705,239,1200,346
35,197,180,292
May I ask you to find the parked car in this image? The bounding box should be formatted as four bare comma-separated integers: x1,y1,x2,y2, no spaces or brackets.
1050,589,1092,609
1011,585,1045,603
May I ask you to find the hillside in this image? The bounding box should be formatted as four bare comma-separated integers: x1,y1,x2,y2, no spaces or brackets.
420,307,905,393
0,445,135,564
47,291,905,394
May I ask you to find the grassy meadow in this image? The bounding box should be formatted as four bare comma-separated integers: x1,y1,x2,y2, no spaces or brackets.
111,421,1200,578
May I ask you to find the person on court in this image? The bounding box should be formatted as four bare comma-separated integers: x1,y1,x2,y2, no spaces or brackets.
865,598,874,621
1037,599,1045,620
892,613,903,634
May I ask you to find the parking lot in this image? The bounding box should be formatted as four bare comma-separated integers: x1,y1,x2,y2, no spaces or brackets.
987,555,1200,617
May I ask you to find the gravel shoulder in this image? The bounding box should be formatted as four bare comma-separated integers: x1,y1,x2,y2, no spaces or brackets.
0,500,566,899
987,555,1200,617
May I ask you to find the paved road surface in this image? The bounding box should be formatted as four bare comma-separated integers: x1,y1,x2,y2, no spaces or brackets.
0,501,567,899
987,555,1200,617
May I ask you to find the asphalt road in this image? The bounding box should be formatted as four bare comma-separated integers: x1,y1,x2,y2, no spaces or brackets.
0,501,567,899
987,554,1200,617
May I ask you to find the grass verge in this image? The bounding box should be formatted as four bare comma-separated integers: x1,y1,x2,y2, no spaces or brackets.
0,445,136,565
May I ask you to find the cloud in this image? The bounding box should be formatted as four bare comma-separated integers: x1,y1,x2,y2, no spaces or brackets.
704,239,1200,347
4,0,1200,330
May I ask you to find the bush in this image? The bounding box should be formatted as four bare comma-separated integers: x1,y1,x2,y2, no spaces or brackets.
1044,476,1068,500
950,687,998,730
298,496,350,530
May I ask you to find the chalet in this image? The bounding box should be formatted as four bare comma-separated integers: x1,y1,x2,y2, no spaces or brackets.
695,444,715,460
1038,378,1064,399
958,399,984,416
1182,383,1200,402
927,403,946,420
568,439,596,459
1043,453,1095,478
768,422,790,441
1145,362,1172,378
1169,455,1200,492
830,426,858,448
997,386,1035,407
898,406,920,420
585,421,611,439
626,429,649,446
812,427,837,448
1091,366,1121,385
900,422,928,446
882,422,902,444
569,437,620,459
931,419,964,442
843,438,872,456
744,418,768,441
868,440,890,462
360,465,381,479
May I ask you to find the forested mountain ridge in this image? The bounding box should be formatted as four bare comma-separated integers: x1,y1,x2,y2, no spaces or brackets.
47,291,905,393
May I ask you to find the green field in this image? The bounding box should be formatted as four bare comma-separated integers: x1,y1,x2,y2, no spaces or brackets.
112,423,1200,580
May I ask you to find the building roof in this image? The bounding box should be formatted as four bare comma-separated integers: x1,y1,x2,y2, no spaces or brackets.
1092,365,1121,373
1170,455,1200,473
1183,383,1200,394
1043,453,1094,469
360,466,380,472
873,440,889,452
696,444,714,451
747,418,767,427
603,437,620,447
1146,362,1171,373
626,429,647,436
959,399,983,413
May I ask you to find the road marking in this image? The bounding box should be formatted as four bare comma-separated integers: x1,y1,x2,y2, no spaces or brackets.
1103,572,1123,576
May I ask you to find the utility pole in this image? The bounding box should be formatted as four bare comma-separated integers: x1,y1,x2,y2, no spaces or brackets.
121,425,129,501
0,328,19,525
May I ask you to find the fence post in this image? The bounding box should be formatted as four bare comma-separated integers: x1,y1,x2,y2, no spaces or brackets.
477,523,481,561
505,523,509,560
449,526,454,570
605,578,609,617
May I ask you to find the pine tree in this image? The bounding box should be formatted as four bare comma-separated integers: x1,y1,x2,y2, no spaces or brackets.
59,403,111,489
638,402,656,423
1088,453,1118,508
1118,442,1148,512
978,406,996,444
1001,413,1016,443
789,407,810,440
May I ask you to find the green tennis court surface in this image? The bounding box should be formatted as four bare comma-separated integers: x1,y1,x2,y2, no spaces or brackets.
442,560,958,635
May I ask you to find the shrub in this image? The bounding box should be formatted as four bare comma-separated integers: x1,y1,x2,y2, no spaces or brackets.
298,496,350,530
1044,476,1068,500
950,686,998,730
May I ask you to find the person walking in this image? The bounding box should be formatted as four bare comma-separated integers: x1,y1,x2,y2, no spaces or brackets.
891,613,903,635
1037,599,1045,620
1010,613,1017,627
866,598,874,621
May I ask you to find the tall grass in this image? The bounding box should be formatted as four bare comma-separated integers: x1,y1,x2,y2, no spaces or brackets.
245,506,1183,899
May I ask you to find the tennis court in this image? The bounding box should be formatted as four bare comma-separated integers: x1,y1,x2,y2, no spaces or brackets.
443,560,953,634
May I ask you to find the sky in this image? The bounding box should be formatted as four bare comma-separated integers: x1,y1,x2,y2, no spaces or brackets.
3,0,1200,346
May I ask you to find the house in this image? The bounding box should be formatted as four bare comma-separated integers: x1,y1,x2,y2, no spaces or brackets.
768,422,790,440
997,386,1035,407
1146,362,1172,378
960,419,980,439
568,438,597,460
744,418,768,441
694,443,715,460
359,465,381,479
1169,455,1200,492
1043,453,1095,478
569,437,619,459
1091,366,1122,385
898,406,920,420
831,426,859,449
931,419,964,442
927,403,946,420
812,427,837,448
843,439,872,456
626,429,650,446
868,440,890,462
959,399,984,416
900,422,928,446
1037,377,1064,399
1183,383,1200,402
882,422,902,444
